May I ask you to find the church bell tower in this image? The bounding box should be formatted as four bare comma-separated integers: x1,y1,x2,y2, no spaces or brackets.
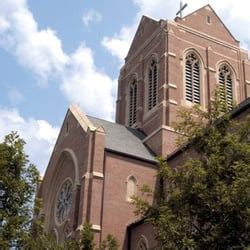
115,5,250,156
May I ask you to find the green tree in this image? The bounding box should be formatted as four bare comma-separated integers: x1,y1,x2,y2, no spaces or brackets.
133,94,250,249
80,223,95,250
0,131,40,248
100,234,119,250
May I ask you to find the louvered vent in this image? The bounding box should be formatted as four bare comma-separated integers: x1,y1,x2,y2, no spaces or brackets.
129,80,137,126
148,60,158,110
218,64,233,110
185,53,200,104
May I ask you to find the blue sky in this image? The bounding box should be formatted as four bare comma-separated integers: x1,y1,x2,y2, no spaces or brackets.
0,0,249,174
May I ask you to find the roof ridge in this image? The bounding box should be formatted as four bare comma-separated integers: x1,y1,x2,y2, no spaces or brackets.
87,115,142,131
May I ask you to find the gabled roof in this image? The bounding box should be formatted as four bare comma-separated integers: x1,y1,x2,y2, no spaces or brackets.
87,116,156,162
126,15,160,60
175,4,239,45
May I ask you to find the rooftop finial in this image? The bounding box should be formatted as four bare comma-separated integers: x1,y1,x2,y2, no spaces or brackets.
176,0,188,19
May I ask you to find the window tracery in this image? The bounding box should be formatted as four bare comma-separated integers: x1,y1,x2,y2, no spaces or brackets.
129,79,138,126
185,52,201,104
55,179,73,224
218,64,233,109
148,59,158,110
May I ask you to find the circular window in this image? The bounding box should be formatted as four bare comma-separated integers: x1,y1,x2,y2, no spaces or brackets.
55,179,73,224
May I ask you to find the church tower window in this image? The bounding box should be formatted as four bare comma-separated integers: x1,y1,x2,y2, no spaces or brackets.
129,79,138,126
218,64,233,109
148,59,158,110
126,176,137,202
185,52,201,104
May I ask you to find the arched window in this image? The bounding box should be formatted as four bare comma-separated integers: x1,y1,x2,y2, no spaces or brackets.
126,176,137,201
148,59,158,110
129,79,138,126
136,235,149,250
185,52,201,104
218,64,233,109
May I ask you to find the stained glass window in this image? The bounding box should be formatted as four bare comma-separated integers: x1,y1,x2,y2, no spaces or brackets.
55,179,73,224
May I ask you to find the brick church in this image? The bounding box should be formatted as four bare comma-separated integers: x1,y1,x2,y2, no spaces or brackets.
37,5,250,249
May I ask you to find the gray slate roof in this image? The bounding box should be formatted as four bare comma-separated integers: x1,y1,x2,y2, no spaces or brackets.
87,116,156,162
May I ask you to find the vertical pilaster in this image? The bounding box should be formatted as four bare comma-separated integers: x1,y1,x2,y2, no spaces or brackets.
88,127,105,247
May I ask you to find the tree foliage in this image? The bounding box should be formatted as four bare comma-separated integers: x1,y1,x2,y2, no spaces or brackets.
0,132,120,249
80,223,95,250
133,93,250,248
0,131,39,248
100,234,119,250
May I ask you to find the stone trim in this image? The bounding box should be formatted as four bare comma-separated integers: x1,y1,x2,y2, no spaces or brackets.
169,99,178,105
176,23,239,50
69,105,96,132
159,83,168,90
142,125,178,143
174,34,241,65
159,83,177,90
81,171,104,180
143,106,158,121
169,83,177,89
158,100,168,107
75,224,101,232
81,172,91,180
168,52,177,58
161,52,167,58
142,111,159,126
92,224,101,231
208,67,216,72
92,171,104,179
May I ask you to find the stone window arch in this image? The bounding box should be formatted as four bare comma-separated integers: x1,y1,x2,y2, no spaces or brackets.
136,235,149,250
218,63,233,109
185,52,201,104
126,175,137,202
147,58,158,111
129,78,138,126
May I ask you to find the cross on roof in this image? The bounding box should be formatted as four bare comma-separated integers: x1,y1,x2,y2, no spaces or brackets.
176,1,188,18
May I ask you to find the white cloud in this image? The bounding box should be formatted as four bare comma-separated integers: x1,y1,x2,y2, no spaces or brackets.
0,0,116,120
101,0,177,63
102,26,133,63
82,9,102,27
102,0,250,63
0,0,68,80
0,1,117,171
61,45,116,121
0,108,59,175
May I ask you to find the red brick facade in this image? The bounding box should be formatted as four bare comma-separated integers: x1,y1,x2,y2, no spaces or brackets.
37,5,250,249
116,4,250,156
